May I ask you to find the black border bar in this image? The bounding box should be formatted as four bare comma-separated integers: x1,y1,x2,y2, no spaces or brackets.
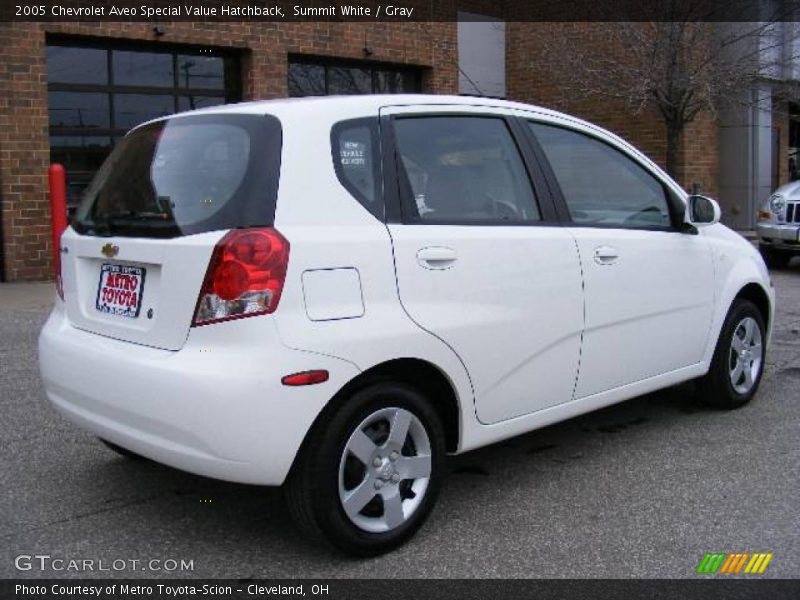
3,1,800,23
3,579,800,600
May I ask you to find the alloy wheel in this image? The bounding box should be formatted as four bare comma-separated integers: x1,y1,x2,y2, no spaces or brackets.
728,316,763,395
338,407,432,533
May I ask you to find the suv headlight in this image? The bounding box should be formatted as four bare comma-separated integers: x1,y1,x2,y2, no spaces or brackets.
769,193,785,220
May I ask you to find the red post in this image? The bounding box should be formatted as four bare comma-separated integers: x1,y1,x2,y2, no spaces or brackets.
48,163,68,298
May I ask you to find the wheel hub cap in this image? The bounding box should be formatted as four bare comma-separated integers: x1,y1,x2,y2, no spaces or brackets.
338,406,432,533
728,316,763,395
376,460,395,481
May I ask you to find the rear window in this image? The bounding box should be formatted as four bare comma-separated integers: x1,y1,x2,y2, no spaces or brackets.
73,113,282,238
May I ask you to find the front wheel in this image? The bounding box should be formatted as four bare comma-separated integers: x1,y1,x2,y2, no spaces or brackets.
697,299,766,409
285,383,445,556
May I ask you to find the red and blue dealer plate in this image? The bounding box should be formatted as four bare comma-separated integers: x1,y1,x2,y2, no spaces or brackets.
95,263,146,318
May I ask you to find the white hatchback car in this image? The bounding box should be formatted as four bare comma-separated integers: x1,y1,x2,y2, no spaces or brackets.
39,95,773,556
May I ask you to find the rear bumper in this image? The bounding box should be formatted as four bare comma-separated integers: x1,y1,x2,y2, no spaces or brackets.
38,303,359,485
756,222,800,252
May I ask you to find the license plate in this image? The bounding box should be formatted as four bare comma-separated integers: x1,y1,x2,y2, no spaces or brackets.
95,264,146,318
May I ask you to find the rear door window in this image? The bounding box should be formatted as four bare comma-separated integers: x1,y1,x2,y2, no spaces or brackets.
73,113,282,238
392,116,541,224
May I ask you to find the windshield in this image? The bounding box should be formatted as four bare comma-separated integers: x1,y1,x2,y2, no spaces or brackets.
73,113,282,238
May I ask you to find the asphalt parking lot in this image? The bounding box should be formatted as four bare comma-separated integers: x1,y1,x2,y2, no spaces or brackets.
2,265,799,579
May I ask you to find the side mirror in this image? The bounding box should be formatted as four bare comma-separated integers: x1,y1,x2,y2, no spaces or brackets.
686,194,721,226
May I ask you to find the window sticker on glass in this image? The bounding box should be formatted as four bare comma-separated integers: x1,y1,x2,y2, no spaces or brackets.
330,119,382,218
338,134,372,203
340,139,367,167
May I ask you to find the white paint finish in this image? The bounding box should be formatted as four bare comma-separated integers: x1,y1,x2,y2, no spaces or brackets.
458,362,708,454
39,95,775,488
416,246,458,269
266,101,477,427
569,228,715,398
457,13,506,98
459,251,764,463
59,228,224,351
389,225,583,424
39,302,360,485
302,268,364,321
699,224,775,360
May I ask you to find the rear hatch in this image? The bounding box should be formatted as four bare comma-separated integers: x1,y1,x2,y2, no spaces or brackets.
61,112,282,351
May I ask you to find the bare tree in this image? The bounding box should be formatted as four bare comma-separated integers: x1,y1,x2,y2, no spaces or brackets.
534,2,800,177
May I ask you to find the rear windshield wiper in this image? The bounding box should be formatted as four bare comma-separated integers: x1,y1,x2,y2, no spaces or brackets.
100,210,172,222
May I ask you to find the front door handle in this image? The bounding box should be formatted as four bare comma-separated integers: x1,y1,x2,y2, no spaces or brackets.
593,245,619,265
417,246,458,269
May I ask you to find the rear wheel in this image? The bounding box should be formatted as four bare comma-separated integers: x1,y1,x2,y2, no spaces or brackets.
697,299,766,409
759,244,792,269
285,382,445,556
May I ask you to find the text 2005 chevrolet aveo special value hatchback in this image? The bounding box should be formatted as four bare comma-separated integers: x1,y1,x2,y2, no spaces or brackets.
39,95,774,556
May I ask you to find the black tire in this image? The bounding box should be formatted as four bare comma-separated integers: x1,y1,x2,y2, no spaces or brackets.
100,438,149,461
285,382,445,557
759,244,791,269
696,299,766,409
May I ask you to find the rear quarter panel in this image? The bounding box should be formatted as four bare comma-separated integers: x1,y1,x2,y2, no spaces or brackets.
270,104,476,450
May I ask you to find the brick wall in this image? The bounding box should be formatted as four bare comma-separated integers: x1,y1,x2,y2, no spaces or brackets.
506,22,719,197
773,98,790,187
677,112,719,197
0,21,458,281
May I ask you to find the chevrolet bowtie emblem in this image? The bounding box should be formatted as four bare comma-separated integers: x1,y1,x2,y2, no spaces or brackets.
101,243,119,258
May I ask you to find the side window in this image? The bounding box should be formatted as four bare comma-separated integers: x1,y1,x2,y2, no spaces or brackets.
393,116,541,223
331,118,382,219
529,122,672,229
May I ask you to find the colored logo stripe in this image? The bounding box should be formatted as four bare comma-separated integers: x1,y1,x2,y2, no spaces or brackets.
745,553,773,574
719,553,749,573
696,553,726,574
697,552,773,574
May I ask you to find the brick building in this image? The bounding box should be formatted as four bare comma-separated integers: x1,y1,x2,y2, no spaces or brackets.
0,20,462,281
1,15,797,281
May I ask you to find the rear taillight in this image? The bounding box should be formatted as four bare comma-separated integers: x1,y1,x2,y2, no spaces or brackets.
192,228,289,327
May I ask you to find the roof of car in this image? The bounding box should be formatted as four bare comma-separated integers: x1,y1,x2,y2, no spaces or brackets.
174,94,568,120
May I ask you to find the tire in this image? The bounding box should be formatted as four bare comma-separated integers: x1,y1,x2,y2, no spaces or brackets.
100,439,148,461
697,299,766,409
285,382,445,557
759,244,791,269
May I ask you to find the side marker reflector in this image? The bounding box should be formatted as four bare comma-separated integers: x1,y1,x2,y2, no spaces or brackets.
281,370,330,386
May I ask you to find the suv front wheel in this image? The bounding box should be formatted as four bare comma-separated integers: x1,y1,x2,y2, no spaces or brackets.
285,382,445,556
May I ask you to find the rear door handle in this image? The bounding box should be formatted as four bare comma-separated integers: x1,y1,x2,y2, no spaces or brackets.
593,245,619,265
417,246,458,269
